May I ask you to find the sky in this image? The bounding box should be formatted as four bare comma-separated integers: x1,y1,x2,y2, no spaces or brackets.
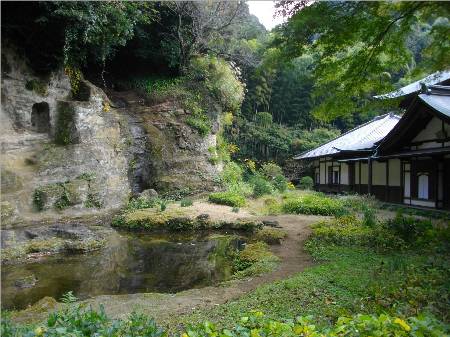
247,1,286,31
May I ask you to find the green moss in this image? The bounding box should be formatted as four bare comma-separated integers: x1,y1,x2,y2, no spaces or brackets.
112,207,262,232
84,193,102,208
254,228,287,244
233,241,279,278
0,201,15,220
33,188,46,211
54,101,77,145
25,79,48,96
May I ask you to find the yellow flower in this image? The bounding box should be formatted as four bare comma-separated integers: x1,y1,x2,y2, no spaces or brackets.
103,101,110,112
250,329,261,337
394,318,411,331
182,333,189,337
34,327,45,336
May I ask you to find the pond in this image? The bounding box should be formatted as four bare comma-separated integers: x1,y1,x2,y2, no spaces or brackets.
1,231,245,310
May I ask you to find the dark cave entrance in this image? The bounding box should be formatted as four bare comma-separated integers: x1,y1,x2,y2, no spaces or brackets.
31,102,50,133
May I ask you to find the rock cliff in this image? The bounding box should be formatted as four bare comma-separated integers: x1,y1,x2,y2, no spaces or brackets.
1,48,221,227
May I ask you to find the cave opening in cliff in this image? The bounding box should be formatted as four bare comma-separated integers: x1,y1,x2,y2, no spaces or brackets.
30,102,50,133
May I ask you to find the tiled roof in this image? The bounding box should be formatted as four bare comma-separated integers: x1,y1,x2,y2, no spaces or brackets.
374,71,450,99
418,85,450,118
294,113,401,159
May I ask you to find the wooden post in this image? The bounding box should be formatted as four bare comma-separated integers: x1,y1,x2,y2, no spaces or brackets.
368,157,373,195
385,160,389,202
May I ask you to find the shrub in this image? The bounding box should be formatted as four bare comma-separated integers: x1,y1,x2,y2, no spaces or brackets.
209,191,246,207
180,198,193,207
186,115,211,137
299,176,314,190
251,176,273,198
272,174,288,192
260,162,283,179
309,215,403,250
126,196,159,211
387,212,434,244
282,193,345,216
363,206,376,227
221,162,244,185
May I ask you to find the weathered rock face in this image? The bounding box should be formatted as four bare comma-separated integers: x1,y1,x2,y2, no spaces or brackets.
1,48,222,227
108,91,222,196
1,48,130,226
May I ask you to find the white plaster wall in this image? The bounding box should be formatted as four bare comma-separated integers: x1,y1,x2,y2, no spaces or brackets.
340,163,349,185
417,141,442,149
413,116,443,145
372,161,386,185
388,159,401,186
361,163,368,184
320,162,326,184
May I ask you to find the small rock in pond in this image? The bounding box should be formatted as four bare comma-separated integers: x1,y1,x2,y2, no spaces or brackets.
262,220,282,228
15,275,38,288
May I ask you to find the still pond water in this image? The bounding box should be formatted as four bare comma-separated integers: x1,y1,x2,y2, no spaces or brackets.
1,231,244,310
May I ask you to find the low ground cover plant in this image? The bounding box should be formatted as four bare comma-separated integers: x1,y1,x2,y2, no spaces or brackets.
282,192,345,216
208,191,246,207
232,241,280,278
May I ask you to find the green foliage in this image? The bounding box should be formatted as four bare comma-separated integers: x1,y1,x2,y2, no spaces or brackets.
221,162,244,186
209,191,246,207
260,162,283,179
272,175,288,193
254,228,287,244
60,291,78,304
310,215,404,251
184,311,447,337
233,242,279,278
276,2,450,121
52,2,156,68
54,102,76,145
33,189,45,211
251,176,274,198
84,193,102,208
362,206,376,227
2,304,167,337
386,212,435,245
25,79,48,96
186,115,211,137
282,193,345,216
292,128,341,154
188,56,245,113
126,196,159,211
299,176,314,190
180,198,193,207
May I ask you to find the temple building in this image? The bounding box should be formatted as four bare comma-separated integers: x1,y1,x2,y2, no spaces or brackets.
294,72,450,210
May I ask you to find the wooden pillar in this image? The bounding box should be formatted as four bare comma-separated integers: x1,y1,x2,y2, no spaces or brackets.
358,161,361,193
368,157,373,195
385,160,389,202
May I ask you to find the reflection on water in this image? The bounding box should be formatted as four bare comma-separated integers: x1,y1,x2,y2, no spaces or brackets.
1,231,244,310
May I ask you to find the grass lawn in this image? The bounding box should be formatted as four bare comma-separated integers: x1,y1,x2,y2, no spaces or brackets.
177,244,449,330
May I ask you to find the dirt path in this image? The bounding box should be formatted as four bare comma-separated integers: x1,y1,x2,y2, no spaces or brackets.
79,214,322,323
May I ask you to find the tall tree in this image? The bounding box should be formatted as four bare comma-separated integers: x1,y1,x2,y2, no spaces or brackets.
275,1,450,121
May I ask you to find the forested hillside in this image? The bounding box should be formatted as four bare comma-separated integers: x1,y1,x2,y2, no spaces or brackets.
3,1,448,167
